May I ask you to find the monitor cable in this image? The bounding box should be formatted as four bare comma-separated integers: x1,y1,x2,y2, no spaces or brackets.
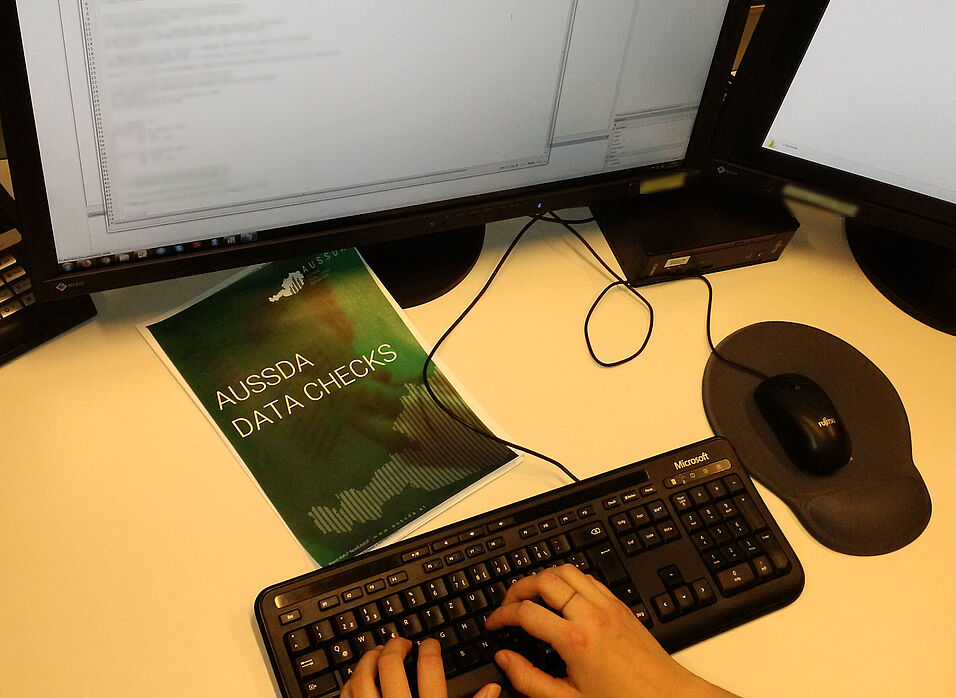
420,210,770,486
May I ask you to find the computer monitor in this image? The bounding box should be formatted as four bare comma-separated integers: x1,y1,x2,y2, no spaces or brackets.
710,0,956,335
0,1,749,306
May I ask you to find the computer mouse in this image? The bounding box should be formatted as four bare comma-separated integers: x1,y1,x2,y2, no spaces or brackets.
754,373,851,474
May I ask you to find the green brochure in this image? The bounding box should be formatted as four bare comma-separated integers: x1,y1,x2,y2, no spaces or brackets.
143,248,517,566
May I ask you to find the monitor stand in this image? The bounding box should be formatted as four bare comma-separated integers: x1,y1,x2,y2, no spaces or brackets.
358,225,485,309
845,219,956,336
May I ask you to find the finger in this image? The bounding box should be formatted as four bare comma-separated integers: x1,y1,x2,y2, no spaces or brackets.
377,637,413,698
585,571,621,601
347,645,384,697
500,569,578,615
484,599,568,649
473,684,502,698
550,564,618,606
416,638,448,698
494,650,576,698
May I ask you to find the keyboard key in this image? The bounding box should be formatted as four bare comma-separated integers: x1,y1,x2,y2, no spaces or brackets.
629,506,651,527
735,493,768,532
468,563,492,585
638,527,661,548
402,547,429,563
620,533,642,556
456,618,481,642
549,534,572,556
432,536,460,551
387,571,409,586
630,603,653,628
646,500,668,521
486,517,514,532
318,596,339,612
510,548,532,570
756,532,791,573
657,564,684,589
519,526,536,539
353,631,377,654
301,672,337,697
2,265,25,283
621,490,640,504
639,485,657,497
464,588,489,612
447,570,470,592
706,480,728,499
592,545,628,585
671,492,694,513
723,474,746,493
376,623,400,643
658,522,680,542
286,629,311,653
421,606,445,630
423,558,444,573
465,544,485,558
558,511,577,525
673,586,696,613
342,587,363,603
424,578,448,601
435,626,458,650
568,523,607,548
442,597,467,620
296,649,331,677
445,551,465,566
602,496,620,509
610,512,632,533
403,586,426,609
529,542,552,563
452,644,481,670
538,518,558,533
311,620,334,643
489,555,511,577
280,609,302,625
716,564,756,595
691,578,716,606
752,555,775,581
365,579,386,594
577,505,596,518
652,593,679,621
381,594,404,617
680,511,704,533
398,614,424,637
486,536,505,550
689,486,710,505
462,526,486,540
334,611,358,635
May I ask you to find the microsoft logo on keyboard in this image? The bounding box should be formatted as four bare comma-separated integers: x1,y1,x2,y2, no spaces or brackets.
674,452,710,470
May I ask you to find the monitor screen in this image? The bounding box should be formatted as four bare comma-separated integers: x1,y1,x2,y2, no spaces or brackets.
761,1,956,208
3,1,743,298
709,0,956,333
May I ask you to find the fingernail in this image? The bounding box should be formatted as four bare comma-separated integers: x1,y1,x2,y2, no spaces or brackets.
494,651,510,670
487,685,502,698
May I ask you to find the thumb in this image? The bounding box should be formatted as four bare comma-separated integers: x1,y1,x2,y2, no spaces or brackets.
494,650,577,698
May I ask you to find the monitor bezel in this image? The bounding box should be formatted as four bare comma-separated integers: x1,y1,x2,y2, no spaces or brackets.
708,0,956,248
1,1,750,301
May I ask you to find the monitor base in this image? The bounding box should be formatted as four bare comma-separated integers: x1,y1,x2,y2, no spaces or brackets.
846,219,956,336
358,225,485,308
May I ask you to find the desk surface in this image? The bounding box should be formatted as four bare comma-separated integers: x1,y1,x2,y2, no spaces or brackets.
2,187,954,696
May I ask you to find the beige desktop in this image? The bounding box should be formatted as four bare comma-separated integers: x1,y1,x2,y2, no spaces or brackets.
2,146,955,695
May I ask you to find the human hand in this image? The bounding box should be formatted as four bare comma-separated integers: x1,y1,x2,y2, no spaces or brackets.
484,564,737,698
341,636,500,698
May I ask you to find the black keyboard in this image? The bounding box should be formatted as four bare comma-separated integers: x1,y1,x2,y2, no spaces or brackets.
256,437,804,698
0,189,96,366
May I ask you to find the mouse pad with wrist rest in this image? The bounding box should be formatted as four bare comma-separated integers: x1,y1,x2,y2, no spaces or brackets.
702,321,931,555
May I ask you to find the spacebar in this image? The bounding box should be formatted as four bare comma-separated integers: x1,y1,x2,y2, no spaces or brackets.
446,663,517,698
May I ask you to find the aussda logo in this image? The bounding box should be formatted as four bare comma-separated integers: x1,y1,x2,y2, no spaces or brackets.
674,452,709,470
818,417,836,428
